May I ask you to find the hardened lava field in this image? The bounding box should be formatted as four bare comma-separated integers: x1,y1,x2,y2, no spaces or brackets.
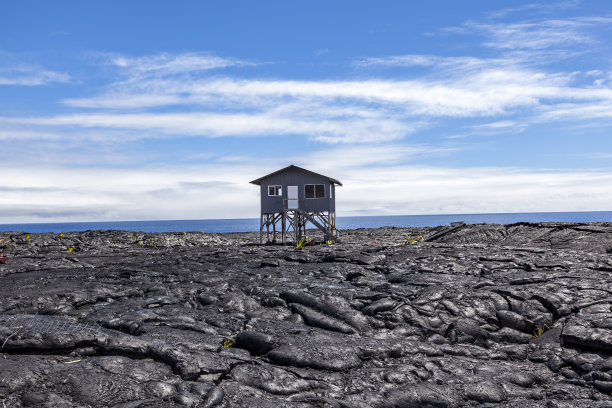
1,223,611,407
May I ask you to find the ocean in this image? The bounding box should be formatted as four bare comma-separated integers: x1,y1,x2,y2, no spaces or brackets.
1,211,612,233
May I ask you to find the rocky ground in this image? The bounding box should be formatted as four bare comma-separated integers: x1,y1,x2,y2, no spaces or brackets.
0,222,611,407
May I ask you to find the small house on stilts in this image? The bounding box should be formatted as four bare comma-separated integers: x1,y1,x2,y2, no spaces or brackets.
250,165,341,244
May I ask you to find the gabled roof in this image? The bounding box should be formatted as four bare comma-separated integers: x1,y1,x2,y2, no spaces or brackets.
250,165,342,186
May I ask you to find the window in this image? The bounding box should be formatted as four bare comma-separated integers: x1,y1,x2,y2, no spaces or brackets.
305,184,325,198
268,185,282,196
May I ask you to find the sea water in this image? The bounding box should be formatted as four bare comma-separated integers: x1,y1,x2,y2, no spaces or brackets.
1,211,612,233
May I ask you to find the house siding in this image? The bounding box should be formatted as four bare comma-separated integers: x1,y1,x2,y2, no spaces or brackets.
259,167,334,213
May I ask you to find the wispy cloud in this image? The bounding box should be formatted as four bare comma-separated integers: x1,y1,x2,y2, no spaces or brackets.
455,16,612,51
355,54,509,70
61,69,569,111
0,66,70,86
51,56,612,144
0,51,71,86
3,7,612,150
470,120,528,135
538,101,612,120
0,47,599,146
479,21,591,50
0,109,416,144
484,1,582,19
106,52,255,77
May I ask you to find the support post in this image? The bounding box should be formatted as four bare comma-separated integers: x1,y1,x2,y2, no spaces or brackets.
272,214,277,242
259,214,264,244
294,212,299,242
282,212,286,244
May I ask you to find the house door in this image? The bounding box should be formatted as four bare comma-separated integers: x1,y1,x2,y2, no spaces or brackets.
287,186,298,209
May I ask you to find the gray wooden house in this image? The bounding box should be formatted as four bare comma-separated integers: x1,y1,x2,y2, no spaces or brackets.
250,165,342,243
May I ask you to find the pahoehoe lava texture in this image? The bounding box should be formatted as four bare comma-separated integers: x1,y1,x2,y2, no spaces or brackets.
0,223,612,407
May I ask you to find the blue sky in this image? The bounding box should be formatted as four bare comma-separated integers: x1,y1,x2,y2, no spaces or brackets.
1,0,612,223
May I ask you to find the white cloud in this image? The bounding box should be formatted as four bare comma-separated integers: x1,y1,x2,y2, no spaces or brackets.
0,110,413,144
484,1,581,19
2,161,612,223
68,75,553,114
1,14,611,154
482,21,589,50
332,166,612,216
105,52,254,76
472,120,519,130
0,68,70,86
64,93,185,109
0,51,71,86
470,120,528,135
460,17,612,50
0,163,261,223
48,64,612,143
355,54,509,70
61,73,563,108
538,101,612,120
0,50,596,146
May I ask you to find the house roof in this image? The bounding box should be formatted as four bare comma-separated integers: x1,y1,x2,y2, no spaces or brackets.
249,165,342,186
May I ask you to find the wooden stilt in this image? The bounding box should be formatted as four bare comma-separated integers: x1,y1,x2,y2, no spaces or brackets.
282,212,286,243
272,214,277,242
259,214,264,244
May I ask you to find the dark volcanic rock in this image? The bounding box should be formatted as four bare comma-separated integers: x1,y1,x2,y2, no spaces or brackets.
0,223,611,406
235,330,275,355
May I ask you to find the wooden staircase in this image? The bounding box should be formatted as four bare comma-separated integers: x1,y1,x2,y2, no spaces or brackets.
296,208,338,242
281,198,339,243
